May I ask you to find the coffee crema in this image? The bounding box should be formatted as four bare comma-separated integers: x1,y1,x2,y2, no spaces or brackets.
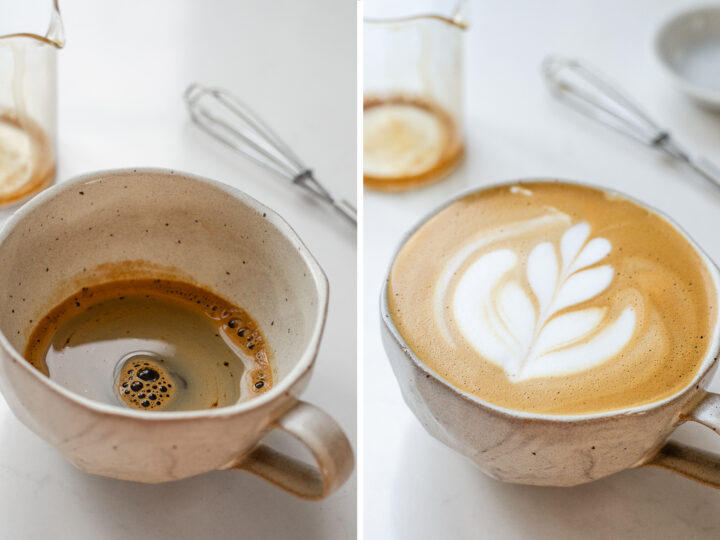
25,279,273,411
363,95,463,191
388,182,718,415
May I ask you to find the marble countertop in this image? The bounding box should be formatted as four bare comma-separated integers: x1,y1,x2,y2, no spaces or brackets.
363,0,720,538
0,1,356,538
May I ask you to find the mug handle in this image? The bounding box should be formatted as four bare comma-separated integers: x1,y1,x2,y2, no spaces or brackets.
643,391,720,487
234,400,354,499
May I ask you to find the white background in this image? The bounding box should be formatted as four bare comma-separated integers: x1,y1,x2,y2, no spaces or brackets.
0,1,356,538
364,1,720,539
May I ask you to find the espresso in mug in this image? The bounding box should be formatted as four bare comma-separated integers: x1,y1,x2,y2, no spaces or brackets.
25,279,273,411
388,182,717,415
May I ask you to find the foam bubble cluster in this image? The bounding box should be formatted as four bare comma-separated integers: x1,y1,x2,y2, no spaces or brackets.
117,354,173,410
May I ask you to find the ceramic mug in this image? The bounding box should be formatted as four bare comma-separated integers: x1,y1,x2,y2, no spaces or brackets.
0,168,354,499
381,180,720,488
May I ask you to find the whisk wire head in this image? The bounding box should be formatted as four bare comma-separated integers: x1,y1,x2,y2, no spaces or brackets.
185,84,303,180
184,83,356,225
542,56,665,147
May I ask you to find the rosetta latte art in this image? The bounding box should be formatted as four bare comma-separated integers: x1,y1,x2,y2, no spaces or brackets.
451,222,636,381
390,182,716,414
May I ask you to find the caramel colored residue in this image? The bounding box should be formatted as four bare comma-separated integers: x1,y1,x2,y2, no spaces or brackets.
363,95,464,191
0,112,55,205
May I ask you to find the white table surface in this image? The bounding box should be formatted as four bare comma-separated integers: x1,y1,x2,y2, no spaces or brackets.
0,1,357,538
364,1,720,538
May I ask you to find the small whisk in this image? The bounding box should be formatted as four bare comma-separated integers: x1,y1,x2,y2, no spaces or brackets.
184,84,357,226
542,56,720,191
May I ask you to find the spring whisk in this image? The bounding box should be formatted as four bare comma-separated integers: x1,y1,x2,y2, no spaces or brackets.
542,56,720,191
184,84,357,226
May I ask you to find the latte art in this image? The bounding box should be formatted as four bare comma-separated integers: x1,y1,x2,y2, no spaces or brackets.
451,222,635,381
388,182,719,415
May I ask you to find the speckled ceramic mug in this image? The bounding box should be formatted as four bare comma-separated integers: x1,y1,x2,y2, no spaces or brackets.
381,180,720,488
0,168,353,499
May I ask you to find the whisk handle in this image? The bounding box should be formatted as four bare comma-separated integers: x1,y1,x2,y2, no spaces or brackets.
690,156,720,191
333,199,357,226
657,137,720,192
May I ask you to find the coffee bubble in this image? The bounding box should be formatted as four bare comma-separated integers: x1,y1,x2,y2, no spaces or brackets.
116,353,174,410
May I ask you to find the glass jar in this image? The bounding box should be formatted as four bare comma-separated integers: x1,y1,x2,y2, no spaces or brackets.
364,1,467,191
0,0,64,207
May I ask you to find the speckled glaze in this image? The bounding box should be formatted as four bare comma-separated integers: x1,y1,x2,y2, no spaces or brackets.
381,179,720,488
0,168,353,498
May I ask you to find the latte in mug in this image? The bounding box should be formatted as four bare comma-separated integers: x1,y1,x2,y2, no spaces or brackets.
387,181,718,415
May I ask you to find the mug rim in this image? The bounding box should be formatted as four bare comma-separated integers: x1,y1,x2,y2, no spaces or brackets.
380,177,720,422
0,167,329,421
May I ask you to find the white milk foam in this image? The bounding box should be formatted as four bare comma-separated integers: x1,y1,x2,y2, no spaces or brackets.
448,221,636,381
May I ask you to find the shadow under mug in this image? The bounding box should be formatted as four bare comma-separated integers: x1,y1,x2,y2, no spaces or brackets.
381,179,720,488
0,168,354,499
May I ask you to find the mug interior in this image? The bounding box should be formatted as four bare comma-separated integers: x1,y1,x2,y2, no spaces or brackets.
382,178,720,420
0,169,327,412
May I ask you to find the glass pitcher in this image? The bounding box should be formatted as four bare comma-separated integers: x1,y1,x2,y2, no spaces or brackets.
0,0,64,207
364,0,467,192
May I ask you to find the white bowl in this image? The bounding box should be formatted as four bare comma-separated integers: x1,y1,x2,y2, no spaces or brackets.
655,5,720,109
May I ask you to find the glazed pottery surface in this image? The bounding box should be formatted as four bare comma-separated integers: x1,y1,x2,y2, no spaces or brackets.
0,168,353,499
